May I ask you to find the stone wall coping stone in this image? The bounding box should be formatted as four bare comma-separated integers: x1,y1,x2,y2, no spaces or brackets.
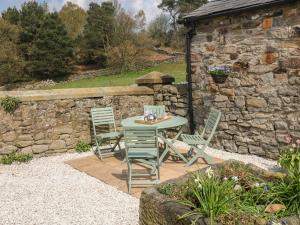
0,86,154,102
136,71,175,85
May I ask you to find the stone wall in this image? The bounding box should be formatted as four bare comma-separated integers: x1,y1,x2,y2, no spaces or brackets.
190,1,300,159
0,87,153,156
153,83,189,118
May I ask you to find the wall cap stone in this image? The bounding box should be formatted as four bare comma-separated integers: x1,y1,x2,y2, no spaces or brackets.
0,86,154,102
136,71,175,85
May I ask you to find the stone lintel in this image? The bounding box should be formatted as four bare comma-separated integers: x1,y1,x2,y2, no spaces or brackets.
136,71,175,86
0,86,154,102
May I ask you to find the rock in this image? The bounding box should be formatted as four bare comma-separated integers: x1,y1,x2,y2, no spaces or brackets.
53,126,73,135
249,145,265,156
274,121,288,130
215,95,229,102
238,146,249,154
0,145,18,155
265,204,286,214
49,140,66,150
175,109,187,117
247,98,268,108
18,134,33,141
32,145,48,154
235,96,245,108
17,141,34,148
2,132,17,142
21,146,33,154
220,88,235,96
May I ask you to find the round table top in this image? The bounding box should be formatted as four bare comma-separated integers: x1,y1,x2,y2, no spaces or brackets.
121,115,188,130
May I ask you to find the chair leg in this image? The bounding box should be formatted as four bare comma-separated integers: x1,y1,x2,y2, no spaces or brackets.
186,146,214,166
157,164,160,182
127,161,132,194
95,139,103,160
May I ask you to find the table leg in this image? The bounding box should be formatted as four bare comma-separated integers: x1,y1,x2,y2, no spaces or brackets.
158,133,188,165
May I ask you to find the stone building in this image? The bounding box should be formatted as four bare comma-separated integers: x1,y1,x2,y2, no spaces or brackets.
181,0,300,159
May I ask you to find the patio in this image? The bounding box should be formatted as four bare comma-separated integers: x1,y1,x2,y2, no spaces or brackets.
66,146,222,198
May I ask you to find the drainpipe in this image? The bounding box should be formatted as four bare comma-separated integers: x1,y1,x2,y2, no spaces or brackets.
186,22,196,134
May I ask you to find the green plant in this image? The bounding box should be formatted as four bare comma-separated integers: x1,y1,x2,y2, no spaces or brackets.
75,141,91,153
178,167,237,225
0,96,21,113
0,153,33,165
278,136,300,178
158,183,175,196
208,66,233,76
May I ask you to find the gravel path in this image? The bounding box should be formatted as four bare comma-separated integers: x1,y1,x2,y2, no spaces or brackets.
172,140,280,171
0,144,279,225
0,152,139,225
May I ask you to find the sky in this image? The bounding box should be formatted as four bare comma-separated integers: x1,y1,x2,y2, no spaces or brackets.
0,0,162,23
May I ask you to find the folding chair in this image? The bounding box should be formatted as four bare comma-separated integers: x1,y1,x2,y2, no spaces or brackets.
91,107,123,160
180,108,221,166
144,105,166,118
124,126,160,194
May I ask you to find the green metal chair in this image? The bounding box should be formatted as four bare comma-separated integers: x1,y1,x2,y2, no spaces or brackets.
124,127,160,194
180,108,221,166
91,107,123,160
144,105,166,118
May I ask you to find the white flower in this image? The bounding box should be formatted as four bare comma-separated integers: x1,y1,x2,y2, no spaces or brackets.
234,184,242,191
223,176,228,181
198,183,202,189
194,177,201,183
231,176,239,182
205,167,214,178
254,182,260,187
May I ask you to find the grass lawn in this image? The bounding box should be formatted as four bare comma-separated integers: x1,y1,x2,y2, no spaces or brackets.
46,63,186,89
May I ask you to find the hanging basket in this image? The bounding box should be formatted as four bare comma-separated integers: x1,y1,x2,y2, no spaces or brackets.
211,74,228,84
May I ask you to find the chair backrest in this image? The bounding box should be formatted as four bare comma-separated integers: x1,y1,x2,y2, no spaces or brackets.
91,107,116,133
144,105,166,118
124,127,158,157
201,108,222,143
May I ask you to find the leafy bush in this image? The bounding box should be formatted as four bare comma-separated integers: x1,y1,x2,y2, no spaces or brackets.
167,162,298,225
75,141,90,153
0,96,21,113
178,167,237,225
0,153,33,165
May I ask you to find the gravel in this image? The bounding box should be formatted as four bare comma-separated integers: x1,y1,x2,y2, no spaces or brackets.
0,152,139,225
172,140,280,171
0,143,280,225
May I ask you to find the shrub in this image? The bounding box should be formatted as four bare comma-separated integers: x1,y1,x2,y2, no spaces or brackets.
178,167,237,225
75,141,90,153
0,96,21,113
0,153,33,165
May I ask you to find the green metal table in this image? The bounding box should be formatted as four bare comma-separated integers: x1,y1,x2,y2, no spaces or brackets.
121,116,188,164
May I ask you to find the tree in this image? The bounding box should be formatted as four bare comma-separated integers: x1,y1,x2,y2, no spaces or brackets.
148,14,171,47
59,2,87,40
31,13,73,79
158,0,207,30
158,0,207,49
106,6,146,72
79,2,115,66
0,19,25,84
19,1,47,63
1,7,20,25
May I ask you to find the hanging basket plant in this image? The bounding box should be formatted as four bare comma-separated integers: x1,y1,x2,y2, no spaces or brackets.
208,66,233,84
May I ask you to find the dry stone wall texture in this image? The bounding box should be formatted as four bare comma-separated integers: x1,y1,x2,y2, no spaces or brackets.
190,2,300,159
0,94,153,156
